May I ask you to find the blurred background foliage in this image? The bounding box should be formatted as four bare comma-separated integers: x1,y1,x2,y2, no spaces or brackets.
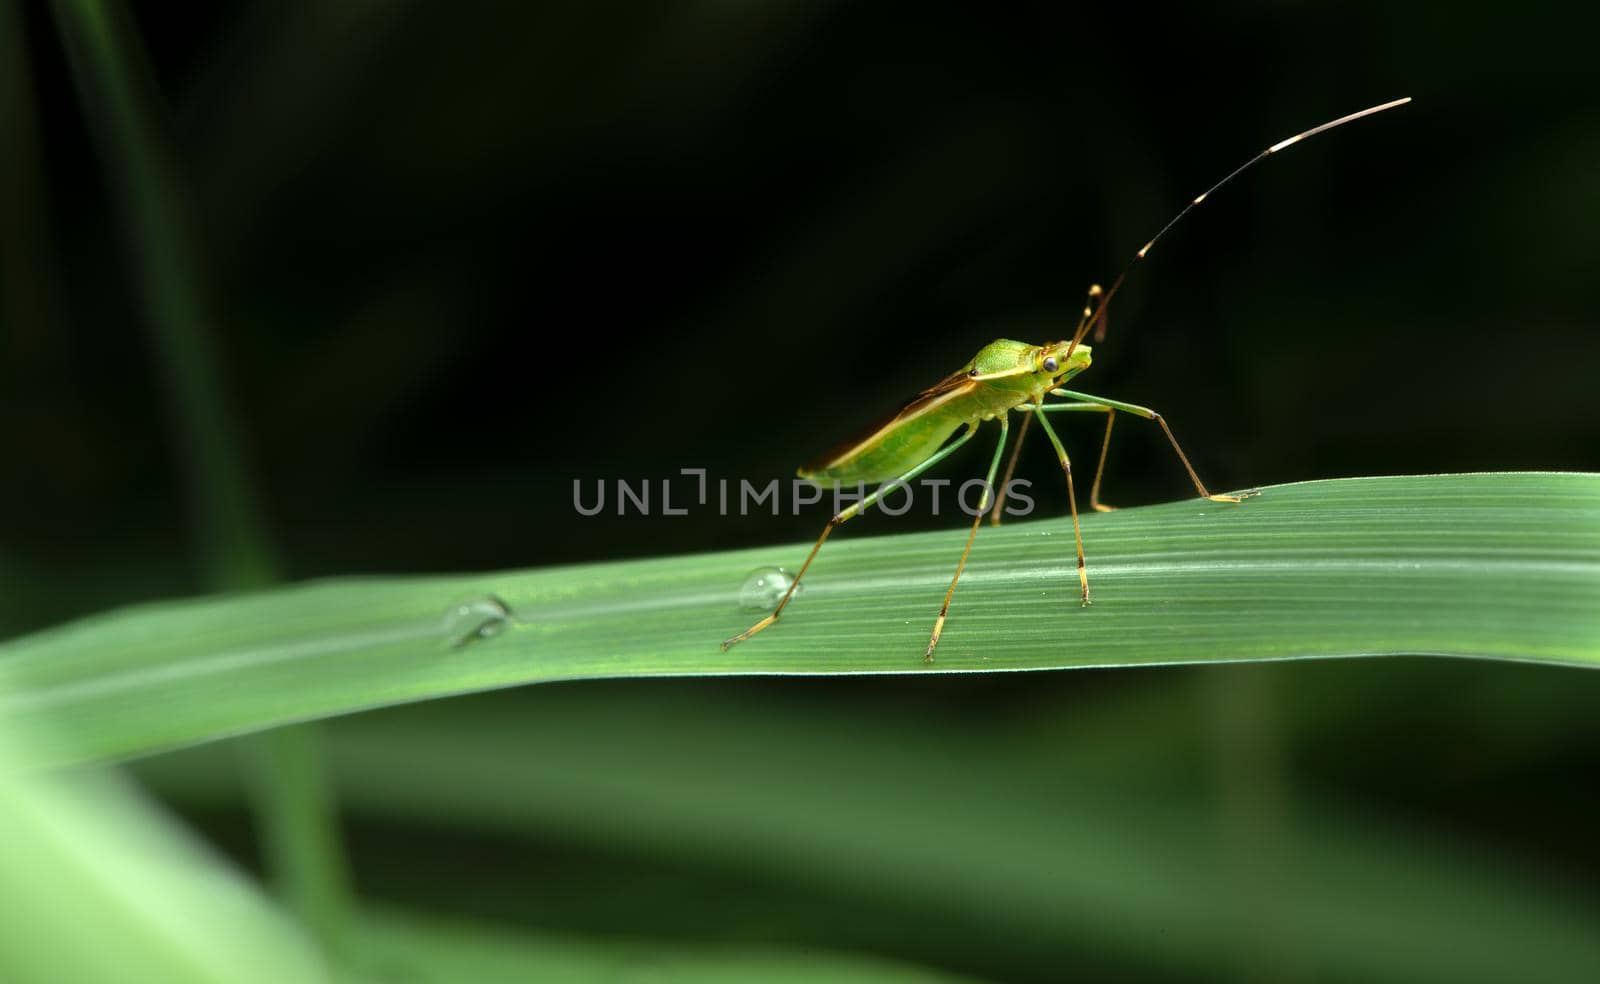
2,1,1599,981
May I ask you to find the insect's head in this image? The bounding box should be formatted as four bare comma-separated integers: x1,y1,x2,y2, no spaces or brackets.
1037,340,1091,383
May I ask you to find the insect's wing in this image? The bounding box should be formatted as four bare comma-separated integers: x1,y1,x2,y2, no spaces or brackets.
910,367,980,404
801,368,975,475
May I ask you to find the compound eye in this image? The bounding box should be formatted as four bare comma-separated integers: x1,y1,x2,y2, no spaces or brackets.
1042,356,1060,373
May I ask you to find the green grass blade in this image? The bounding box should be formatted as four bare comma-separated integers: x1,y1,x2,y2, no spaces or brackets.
1,473,1596,767
51,0,350,944
50,0,275,588
243,726,353,949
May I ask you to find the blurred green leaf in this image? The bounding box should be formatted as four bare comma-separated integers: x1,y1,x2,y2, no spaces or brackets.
1,473,1596,768
348,907,980,984
137,683,1600,984
0,721,328,983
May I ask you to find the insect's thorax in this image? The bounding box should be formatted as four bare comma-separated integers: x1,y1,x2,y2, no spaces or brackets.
962,338,1092,420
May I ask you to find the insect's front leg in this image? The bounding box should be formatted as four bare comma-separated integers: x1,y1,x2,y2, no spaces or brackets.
1048,389,1260,505
1089,408,1117,512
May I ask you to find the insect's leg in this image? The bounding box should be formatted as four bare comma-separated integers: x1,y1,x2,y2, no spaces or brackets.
926,415,1009,662
1030,406,1091,606
1048,388,1259,504
1089,408,1117,512
988,411,1030,526
721,423,980,652
1020,400,1121,511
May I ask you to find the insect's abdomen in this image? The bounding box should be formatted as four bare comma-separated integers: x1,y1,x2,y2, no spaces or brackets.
797,411,966,485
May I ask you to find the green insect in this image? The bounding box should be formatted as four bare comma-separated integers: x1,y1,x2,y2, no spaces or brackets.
723,97,1411,662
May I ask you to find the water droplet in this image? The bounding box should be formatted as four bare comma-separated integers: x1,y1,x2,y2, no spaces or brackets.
442,594,517,649
739,567,800,613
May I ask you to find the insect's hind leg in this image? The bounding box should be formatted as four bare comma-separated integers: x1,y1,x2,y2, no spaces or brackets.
722,422,980,652
926,415,1010,662
1048,388,1259,504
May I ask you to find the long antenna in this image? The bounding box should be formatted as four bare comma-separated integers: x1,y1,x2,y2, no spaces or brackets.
1063,97,1410,362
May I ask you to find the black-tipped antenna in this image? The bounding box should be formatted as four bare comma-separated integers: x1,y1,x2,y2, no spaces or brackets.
1064,97,1411,361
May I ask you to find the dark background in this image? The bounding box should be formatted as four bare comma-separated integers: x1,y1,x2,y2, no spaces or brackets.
4,3,1599,982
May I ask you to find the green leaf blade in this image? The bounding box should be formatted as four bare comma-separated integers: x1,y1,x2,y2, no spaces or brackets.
1,473,1596,767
